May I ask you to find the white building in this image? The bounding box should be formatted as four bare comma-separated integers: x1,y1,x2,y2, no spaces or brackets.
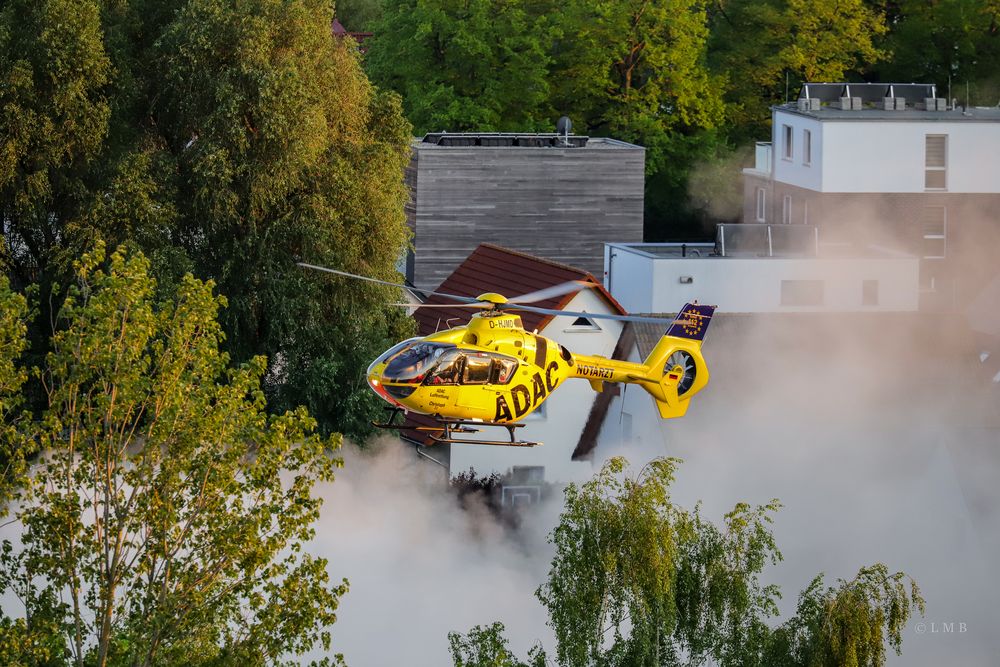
743,82,1000,310
405,244,632,486
604,236,919,314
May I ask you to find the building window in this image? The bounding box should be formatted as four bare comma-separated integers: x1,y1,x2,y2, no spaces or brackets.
565,315,601,332
782,195,792,224
783,125,793,160
920,206,946,258
803,129,812,165
781,280,824,306
862,280,879,306
925,135,947,190
502,468,544,506
755,188,767,222
803,200,809,225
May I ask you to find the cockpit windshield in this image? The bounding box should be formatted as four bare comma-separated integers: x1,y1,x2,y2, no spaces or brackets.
383,342,456,383
367,338,421,376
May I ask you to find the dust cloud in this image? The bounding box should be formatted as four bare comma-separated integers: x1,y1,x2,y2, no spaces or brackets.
687,145,754,223
626,311,1000,665
319,309,998,665
312,207,999,664
310,441,560,666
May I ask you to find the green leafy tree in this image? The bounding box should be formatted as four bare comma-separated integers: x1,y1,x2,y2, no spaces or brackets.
367,0,554,133
545,0,724,149
448,622,546,667
538,457,781,666
0,0,110,285
452,457,923,667
873,0,1000,106
336,0,383,31
0,245,345,667
1,0,415,439
0,274,30,509
144,0,415,439
763,565,925,667
709,0,887,141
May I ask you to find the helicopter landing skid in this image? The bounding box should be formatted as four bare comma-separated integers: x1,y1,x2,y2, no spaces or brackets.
429,419,539,448
372,408,539,447
370,406,464,432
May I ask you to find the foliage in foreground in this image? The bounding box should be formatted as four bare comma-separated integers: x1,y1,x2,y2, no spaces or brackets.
448,622,546,667
0,245,344,667
450,457,924,667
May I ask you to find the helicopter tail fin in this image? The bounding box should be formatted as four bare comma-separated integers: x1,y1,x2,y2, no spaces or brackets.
640,303,716,419
663,302,716,346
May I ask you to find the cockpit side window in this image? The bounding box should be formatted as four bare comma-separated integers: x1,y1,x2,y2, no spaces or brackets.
463,353,493,384
383,342,454,383
426,350,463,385
491,357,518,384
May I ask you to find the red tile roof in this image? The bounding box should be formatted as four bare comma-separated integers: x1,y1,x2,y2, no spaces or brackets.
413,243,625,336
331,18,373,51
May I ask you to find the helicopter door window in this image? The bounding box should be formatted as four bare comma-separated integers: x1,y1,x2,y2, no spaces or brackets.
491,357,518,384
426,350,463,385
463,354,492,385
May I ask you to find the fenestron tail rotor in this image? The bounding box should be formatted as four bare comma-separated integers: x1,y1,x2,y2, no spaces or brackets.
664,350,697,394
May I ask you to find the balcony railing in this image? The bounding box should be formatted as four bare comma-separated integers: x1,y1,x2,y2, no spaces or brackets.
716,223,819,257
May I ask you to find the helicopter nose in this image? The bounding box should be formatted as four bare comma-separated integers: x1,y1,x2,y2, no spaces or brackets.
366,364,397,405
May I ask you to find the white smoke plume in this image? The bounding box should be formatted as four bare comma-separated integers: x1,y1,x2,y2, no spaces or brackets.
311,440,560,665
316,291,999,664
630,312,1000,665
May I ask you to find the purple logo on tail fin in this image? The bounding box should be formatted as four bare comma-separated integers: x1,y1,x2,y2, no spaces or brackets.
666,303,716,341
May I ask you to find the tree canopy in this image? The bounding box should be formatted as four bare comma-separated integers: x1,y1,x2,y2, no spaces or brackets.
0,244,344,667
451,457,924,667
366,0,997,236
1,0,415,439
366,0,554,133
871,0,1000,108
708,0,887,142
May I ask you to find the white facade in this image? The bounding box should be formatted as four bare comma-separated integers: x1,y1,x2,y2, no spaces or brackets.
770,107,1000,194
604,243,919,314
772,111,824,191
447,288,625,484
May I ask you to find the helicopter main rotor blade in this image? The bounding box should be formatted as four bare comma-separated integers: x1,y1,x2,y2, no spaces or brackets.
389,303,487,309
506,303,676,324
296,263,480,304
507,280,599,304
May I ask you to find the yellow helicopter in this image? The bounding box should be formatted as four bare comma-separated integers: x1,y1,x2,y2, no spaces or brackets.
299,263,716,447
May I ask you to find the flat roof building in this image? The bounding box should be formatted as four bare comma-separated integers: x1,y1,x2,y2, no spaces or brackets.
743,82,1000,311
405,132,645,292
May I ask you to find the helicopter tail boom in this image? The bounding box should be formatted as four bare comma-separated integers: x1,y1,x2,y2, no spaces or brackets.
570,303,715,419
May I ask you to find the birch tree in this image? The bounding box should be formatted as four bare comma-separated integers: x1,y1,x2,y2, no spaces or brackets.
0,245,345,667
